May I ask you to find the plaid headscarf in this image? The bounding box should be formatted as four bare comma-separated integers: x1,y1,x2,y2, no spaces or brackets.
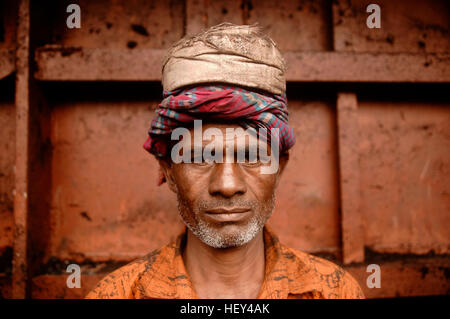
143,84,296,158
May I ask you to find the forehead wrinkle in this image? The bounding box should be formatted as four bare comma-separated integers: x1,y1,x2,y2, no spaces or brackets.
184,123,261,146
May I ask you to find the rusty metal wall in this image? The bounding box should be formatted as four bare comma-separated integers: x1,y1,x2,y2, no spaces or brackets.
0,0,449,299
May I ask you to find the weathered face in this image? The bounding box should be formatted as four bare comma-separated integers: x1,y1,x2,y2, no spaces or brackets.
160,123,288,248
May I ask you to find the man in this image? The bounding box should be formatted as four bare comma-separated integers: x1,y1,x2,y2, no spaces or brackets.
86,22,364,299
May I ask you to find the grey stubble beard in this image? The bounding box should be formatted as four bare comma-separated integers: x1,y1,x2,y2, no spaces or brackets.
176,190,276,249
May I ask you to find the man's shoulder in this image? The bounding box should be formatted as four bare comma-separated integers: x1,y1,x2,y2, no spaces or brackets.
85,247,165,299
279,244,365,299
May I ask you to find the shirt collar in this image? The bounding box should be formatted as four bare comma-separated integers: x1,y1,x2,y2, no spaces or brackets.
137,225,318,299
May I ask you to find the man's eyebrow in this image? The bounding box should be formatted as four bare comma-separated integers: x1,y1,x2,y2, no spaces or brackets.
236,145,255,152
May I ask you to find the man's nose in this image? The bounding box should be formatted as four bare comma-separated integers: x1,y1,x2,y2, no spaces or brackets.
208,163,247,198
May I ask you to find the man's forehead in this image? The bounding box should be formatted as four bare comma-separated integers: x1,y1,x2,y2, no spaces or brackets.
185,122,260,145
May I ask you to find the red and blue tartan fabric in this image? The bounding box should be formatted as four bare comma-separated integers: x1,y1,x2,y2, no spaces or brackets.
143,84,296,157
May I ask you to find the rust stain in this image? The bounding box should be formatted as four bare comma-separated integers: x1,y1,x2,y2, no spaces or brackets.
1,0,449,299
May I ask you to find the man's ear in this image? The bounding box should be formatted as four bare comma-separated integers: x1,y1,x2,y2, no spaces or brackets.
275,152,289,189
157,158,177,193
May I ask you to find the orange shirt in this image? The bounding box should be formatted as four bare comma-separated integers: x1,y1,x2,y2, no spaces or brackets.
86,226,364,299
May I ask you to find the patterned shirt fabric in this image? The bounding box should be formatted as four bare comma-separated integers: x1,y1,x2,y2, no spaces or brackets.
85,226,365,299
143,85,296,158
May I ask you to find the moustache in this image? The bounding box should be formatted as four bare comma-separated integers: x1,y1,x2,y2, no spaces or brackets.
196,199,259,211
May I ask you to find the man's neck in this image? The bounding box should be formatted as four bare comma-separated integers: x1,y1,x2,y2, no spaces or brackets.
183,228,266,299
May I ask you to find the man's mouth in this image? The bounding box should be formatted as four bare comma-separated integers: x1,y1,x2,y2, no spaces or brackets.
204,207,251,222
206,207,250,214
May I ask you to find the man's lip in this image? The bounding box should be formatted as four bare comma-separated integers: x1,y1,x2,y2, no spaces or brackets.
204,208,252,222
205,207,251,214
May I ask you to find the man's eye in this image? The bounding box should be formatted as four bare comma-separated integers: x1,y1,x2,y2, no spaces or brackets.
241,150,261,166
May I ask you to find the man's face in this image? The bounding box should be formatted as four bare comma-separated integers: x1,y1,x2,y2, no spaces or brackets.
160,123,287,248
